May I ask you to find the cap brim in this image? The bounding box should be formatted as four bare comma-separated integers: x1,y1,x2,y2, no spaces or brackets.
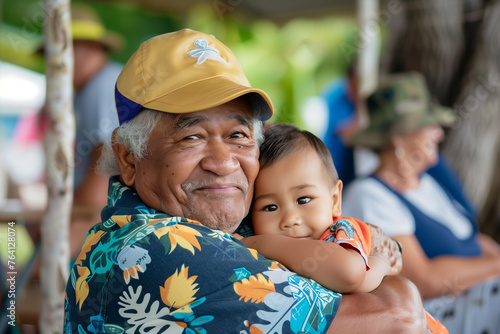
97,31,124,52
142,76,274,121
428,103,456,127
346,124,391,149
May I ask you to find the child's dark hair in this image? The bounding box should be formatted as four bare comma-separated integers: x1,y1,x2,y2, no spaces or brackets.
259,123,339,183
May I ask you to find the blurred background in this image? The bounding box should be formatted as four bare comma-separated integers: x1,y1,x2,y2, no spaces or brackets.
1,0,361,125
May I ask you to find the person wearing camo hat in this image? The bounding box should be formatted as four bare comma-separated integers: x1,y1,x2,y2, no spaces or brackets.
347,71,455,149
343,71,500,334
63,30,434,333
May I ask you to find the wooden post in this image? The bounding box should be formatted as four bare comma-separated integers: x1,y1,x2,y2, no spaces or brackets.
40,0,74,332
356,0,379,98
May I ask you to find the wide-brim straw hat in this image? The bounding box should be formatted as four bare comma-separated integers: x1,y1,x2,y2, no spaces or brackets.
70,4,123,52
37,4,124,53
347,72,456,149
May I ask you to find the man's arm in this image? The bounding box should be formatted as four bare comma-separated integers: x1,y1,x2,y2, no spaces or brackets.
329,275,428,334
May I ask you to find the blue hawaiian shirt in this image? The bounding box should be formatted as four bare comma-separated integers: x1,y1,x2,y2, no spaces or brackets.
63,176,341,333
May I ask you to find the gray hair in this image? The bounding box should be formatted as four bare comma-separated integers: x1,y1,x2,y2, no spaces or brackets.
97,106,265,177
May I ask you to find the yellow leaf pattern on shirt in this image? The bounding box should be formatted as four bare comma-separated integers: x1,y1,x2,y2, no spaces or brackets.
112,215,131,227
234,273,275,303
74,230,105,266
154,224,202,255
75,266,90,310
160,264,199,309
248,247,259,260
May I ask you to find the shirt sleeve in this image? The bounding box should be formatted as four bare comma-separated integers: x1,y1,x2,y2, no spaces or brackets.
319,216,371,269
342,178,416,237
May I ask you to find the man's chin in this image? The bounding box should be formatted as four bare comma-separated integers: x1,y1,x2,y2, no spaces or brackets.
187,199,247,232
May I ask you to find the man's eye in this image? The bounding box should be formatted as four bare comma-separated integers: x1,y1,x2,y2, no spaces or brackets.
230,132,247,139
297,197,311,205
263,204,278,212
183,135,198,140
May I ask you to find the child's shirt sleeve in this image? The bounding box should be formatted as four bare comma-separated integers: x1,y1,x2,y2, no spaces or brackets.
319,216,371,270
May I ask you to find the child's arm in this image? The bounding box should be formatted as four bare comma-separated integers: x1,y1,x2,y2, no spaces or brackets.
350,255,391,293
240,234,367,293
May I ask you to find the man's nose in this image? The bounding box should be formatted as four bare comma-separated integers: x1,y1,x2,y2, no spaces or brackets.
200,138,240,175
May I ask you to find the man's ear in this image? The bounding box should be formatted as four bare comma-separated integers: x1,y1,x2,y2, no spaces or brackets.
111,130,136,187
332,179,343,218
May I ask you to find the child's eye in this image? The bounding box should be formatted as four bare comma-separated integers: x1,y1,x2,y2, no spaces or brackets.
297,197,311,205
262,204,278,212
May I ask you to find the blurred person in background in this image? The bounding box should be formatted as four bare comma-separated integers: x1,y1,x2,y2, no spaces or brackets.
342,71,500,334
70,4,123,208
320,61,364,187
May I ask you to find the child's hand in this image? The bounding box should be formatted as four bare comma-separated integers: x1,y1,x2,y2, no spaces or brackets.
367,223,402,275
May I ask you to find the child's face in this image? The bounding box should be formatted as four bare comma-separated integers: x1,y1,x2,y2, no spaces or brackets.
251,148,342,240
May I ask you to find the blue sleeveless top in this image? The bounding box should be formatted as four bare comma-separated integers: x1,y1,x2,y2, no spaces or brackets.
371,175,482,259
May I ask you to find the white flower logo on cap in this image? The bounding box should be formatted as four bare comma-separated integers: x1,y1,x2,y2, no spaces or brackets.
187,38,228,65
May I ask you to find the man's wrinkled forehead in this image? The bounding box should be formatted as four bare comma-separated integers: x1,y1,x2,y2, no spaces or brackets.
171,113,254,130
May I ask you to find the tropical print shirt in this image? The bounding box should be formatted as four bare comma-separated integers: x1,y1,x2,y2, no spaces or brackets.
63,176,341,334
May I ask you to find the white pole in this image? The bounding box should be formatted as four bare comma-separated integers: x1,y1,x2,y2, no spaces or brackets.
357,0,380,98
40,0,74,332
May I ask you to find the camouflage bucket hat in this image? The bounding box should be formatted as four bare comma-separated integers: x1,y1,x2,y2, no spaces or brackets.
347,72,456,149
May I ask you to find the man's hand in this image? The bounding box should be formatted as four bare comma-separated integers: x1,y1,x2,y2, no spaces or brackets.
367,223,402,275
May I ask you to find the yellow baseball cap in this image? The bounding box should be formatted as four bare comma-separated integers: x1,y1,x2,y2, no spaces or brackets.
115,29,274,124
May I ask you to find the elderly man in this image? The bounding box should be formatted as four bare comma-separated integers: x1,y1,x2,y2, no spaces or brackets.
64,29,430,334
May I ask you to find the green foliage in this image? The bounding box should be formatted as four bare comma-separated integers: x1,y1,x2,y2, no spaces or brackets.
185,3,358,127
2,0,359,127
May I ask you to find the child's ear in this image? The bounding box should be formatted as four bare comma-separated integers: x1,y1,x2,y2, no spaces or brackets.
332,180,343,217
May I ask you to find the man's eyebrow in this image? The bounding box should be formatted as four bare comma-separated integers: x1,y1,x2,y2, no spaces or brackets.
173,113,253,129
174,115,207,129
232,114,253,128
